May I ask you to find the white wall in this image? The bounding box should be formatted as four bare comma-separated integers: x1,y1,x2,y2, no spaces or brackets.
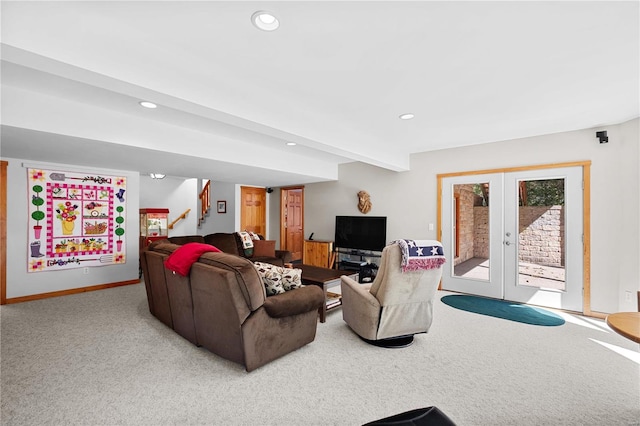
268,190,281,246
304,118,640,314
140,179,282,242
618,118,640,312
4,158,140,299
139,178,237,236
139,176,198,236
200,181,236,234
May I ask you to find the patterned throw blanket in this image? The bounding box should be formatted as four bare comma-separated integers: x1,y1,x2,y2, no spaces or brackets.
391,239,446,272
237,231,255,249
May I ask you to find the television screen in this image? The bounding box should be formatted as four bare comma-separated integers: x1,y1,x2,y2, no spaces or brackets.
335,216,387,252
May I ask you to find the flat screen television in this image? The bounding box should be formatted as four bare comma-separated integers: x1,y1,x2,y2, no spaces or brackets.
335,216,387,252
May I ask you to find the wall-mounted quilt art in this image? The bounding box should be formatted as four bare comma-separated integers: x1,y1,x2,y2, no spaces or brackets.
27,167,127,272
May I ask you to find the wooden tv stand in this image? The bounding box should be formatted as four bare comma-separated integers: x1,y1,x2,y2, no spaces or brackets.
303,240,335,269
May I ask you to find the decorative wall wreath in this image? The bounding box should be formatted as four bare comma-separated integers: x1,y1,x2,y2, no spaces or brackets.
357,190,372,214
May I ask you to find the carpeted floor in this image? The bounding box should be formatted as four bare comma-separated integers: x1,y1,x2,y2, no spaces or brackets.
1,283,639,425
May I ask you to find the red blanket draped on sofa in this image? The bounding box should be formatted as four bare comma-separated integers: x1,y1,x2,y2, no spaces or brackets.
163,242,221,276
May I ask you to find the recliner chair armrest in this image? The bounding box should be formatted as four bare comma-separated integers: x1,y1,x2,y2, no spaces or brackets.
341,275,380,308
262,285,324,318
341,275,381,340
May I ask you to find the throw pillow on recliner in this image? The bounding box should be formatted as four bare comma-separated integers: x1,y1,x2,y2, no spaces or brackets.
254,262,303,295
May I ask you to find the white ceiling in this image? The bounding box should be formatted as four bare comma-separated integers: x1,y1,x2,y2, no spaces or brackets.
1,1,638,186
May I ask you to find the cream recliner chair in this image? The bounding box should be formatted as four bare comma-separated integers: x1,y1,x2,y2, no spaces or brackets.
340,241,444,347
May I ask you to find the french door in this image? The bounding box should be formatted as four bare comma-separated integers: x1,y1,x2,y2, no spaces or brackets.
440,166,584,312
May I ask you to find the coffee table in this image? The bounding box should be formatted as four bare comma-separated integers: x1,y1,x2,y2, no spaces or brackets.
299,264,358,323
606,312,640,344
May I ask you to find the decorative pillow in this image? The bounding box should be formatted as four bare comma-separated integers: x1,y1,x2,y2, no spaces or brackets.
252,240,276,258
253,262,303,295
254,262,285,295
281,267,302,291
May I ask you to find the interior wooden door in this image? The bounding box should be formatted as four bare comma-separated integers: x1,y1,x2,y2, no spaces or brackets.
280,187,304,261
240,186,266,235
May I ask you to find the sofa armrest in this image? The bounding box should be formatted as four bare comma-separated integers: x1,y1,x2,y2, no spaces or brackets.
262,285,324,318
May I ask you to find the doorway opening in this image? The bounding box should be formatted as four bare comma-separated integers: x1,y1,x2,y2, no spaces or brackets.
438,161,591,314
452,179,567,290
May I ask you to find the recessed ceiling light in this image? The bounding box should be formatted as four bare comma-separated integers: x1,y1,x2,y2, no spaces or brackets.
286,142,297,146
149,173,166,179
251,11,279,31
399,113,415,120
139,101,157,109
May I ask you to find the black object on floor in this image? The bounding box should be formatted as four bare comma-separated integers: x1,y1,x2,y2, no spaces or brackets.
363,406,456,426
360,334,414,348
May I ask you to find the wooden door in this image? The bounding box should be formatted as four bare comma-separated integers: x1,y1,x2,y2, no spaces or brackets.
240,186,266,235
280,187,304,261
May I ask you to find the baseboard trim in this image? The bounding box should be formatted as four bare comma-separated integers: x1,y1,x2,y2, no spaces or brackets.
2,279,140,304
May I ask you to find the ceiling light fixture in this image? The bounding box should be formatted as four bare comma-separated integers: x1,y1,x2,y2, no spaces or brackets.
149,173,166,179
139,101,157,109
286,142,297,146
251,11,279,31
399,113,415,120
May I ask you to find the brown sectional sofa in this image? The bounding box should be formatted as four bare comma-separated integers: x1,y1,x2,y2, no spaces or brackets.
164,233,292,266
140,242,324,371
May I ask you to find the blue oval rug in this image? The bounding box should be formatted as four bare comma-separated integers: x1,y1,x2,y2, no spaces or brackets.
441,295,565,326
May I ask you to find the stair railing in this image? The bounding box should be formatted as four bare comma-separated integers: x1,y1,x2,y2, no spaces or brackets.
168,209,191,230
199,180,211,226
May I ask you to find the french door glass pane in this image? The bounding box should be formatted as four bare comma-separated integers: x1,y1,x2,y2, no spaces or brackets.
453,183,490,281
517,179,566,291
